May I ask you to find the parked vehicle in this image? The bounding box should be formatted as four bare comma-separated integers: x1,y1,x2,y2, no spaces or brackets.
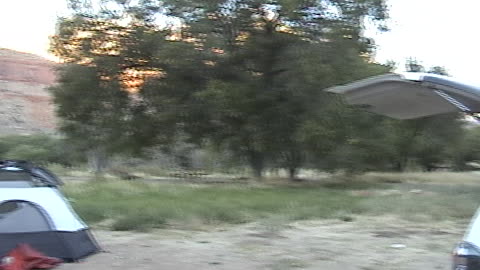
327,72,480,270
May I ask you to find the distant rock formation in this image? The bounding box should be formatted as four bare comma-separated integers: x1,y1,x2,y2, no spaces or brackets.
0,48,57,134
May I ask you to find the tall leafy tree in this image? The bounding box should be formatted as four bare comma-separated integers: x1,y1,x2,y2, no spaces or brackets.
159,0,390,179
51,0,390,178
50,0,171,172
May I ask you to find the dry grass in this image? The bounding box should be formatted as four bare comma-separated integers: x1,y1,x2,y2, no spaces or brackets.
358,171,480,184
62,171,480,231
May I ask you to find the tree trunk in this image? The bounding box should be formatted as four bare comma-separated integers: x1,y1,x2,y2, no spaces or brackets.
87,147,108,178
393,161,404,172
288,167,298,181
248,151,265,180
285,149,303,181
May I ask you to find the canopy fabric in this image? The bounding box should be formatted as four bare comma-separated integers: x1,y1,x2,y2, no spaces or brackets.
326,73,480,119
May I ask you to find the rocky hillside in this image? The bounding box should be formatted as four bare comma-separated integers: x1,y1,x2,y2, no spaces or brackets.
0,48,57,134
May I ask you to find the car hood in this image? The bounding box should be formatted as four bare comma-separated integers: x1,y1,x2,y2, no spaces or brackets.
325,72,480,119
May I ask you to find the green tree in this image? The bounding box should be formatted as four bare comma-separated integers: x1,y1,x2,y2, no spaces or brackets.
50,1,172,172
428,66,449,76
448,124,480,170
160,0,389,179
51,0,390,179
0,135,78,165
376,60,464,171
405,58,424,73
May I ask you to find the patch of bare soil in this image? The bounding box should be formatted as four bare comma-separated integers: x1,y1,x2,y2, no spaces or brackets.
61,216,465,270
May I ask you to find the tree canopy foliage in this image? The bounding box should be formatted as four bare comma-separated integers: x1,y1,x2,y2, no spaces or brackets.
49,0,479,178
50,0,394,178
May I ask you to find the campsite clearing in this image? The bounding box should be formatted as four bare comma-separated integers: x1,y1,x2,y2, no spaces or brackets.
60,215,462,270
58,172,480,269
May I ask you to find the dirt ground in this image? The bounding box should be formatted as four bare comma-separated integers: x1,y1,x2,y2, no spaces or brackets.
60,216,465,270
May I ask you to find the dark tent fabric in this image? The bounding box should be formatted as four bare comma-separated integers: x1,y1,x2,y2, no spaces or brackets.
0,161,99,262
0,199,99,262
0,230,98,262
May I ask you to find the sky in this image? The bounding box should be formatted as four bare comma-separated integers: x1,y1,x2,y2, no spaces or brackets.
0,0,68,60
1,0,480,83
366,0,480,84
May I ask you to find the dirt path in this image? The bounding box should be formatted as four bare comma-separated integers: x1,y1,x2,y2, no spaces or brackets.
61,216,465,270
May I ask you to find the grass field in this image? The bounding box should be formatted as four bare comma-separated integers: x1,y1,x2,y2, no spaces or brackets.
63,172,480,231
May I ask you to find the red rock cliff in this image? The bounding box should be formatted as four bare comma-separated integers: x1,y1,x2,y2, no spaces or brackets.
0,48,57,134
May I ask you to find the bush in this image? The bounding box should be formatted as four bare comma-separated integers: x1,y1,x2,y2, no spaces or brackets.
112,211,168,231
0,134,81,165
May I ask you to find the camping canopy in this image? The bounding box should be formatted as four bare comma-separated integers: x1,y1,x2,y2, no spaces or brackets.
326,72,480,119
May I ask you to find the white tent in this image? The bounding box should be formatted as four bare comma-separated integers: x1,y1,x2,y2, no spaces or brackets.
0,162,99,261
0,188,86,231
